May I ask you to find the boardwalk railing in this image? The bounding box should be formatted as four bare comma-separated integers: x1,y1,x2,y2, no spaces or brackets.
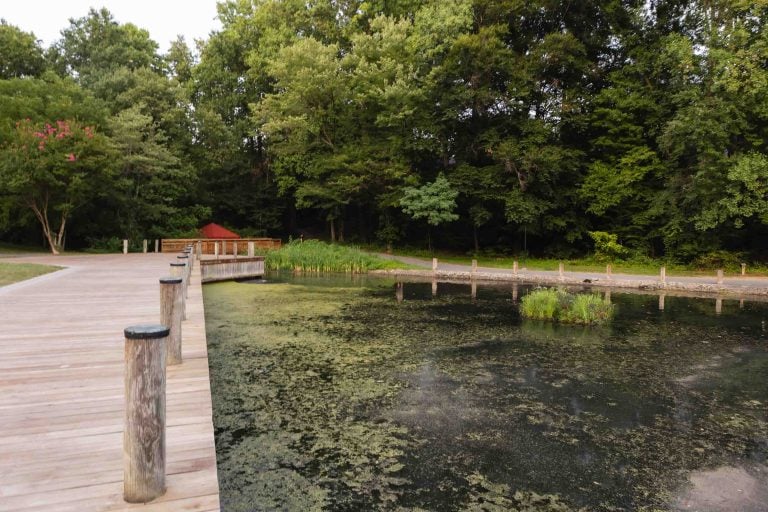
161,238,281,254
200,256,265,283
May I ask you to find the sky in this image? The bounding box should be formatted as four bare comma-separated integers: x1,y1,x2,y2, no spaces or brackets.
2,0,222,52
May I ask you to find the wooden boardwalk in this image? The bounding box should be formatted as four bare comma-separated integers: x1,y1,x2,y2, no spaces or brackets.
0,253,220,511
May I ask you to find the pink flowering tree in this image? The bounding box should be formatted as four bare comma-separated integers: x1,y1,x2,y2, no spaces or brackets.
0,119,110,254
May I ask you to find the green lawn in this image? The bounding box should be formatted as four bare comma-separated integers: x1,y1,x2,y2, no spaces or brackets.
0,262,61,286
372,247,767,277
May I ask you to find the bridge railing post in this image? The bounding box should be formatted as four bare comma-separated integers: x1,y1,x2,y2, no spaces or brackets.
123,324,169,503
159,277,183,365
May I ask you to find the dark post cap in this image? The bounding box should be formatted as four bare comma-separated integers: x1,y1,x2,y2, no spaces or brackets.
159,277,183,284
170,262,186,267
177,255,189,259
124,324,170,340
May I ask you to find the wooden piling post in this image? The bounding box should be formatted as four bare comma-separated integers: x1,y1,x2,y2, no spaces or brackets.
142,240,147,254
159,278,183,365
431,278,437,297
558,262,564,281
396,282,403,303
123,240,128,254
512,283,518,303
606,264,612,280
197,241,202,259
660,266,666,286
717,269,724,285
513,260,518,275
659,294,665,311
123,324,168,503
177,255,190,299
715,298,723,315
154,239,159,253
471,280,477,301
741,263,746,276
432,258,438,273
214,242,219,259
170,263,187,320
471,259,477,274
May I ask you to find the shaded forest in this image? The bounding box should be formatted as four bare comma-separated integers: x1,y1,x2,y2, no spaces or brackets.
1,0,767,261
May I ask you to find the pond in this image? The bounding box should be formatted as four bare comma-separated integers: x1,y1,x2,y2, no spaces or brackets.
203,275,768,511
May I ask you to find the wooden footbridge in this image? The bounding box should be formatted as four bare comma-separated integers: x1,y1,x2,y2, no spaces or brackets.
0,253,220,511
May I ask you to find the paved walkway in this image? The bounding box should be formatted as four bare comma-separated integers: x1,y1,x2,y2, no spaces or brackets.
377,254,768,296
0,253,219,511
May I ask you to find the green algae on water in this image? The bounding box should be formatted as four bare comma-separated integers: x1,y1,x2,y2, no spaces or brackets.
204,276,768,511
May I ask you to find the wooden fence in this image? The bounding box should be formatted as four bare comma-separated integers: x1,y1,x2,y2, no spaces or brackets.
200,257,266,283
161,238,281,254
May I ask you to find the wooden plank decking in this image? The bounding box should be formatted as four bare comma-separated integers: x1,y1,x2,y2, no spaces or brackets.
0,253,220,511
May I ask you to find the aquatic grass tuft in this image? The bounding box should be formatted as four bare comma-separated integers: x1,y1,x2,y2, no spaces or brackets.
265,240,402,273
521,288,614,325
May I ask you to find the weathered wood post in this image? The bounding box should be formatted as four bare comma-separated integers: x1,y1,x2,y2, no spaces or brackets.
123,324,168,503
159,278,183,365
471,280,477,301
197,241,202,260
248,241,255,257
123,240,128,254
513,260,519,275
396,282,404,303
471,259,477,275
143,240,148,254
606,264,612,280
432,258,438,273
659,294,665,311
512,282,518,303
660,266,667,287
717,269,724,286
154,239,159,253
715,298,723,315
431,278,437,297
177,255,190,300
233,242,238,259
214,241,219,259
558,262,564,281
170,263,187,320
740,299,744,309
741,263,746,276
222,240,227,256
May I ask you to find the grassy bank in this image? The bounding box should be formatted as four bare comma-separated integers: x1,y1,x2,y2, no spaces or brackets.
0,262,61,286
521,288,614,325
265,240,407,273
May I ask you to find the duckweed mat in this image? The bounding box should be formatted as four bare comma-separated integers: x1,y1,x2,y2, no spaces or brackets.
204,276,768,511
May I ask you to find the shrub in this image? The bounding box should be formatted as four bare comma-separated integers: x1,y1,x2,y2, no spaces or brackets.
691,250,745,270
520,288,614,325
589,231,629,262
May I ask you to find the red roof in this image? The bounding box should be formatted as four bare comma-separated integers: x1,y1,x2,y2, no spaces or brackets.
199,223,240,239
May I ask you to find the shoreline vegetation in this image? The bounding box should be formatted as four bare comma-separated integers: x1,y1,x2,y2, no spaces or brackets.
521,288,614,325
263,240,406,273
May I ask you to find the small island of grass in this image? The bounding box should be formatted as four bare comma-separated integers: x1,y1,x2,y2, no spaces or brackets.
520,288,614,325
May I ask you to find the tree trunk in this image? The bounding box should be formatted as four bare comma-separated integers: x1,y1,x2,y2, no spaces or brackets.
29,200,60,255
330,218,336,242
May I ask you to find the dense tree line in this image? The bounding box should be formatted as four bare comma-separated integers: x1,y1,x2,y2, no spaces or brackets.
1,1,767,260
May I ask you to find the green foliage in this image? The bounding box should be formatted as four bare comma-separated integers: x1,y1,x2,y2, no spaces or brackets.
691,250,745,271
519,288,560,321
588,231,629,262
400,174,459,227
0,21,47,79
520,288,614,325
265,240,400,273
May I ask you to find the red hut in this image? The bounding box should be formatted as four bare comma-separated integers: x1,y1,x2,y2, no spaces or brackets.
199,223,240,239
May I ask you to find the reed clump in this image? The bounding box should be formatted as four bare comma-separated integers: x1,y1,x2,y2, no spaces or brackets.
520,288,614,325
265,240,398,273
